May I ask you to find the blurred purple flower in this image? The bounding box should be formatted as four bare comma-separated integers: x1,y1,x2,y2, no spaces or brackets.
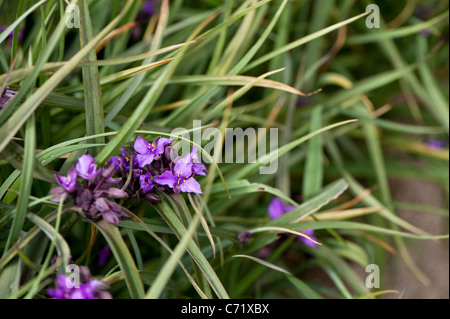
416,6,434,21
426,139,446,150
296,97,314,108
140,1,156,19
134,136,173,168
267,197,318,247
0,25,23,44
98,245,112,267
48,274,72,299
298,228,318,248
420,29,431,37
268,197,295,219
48,267,112,299
189,145,207,176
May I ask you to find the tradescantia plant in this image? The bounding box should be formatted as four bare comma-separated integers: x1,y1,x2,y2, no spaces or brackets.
0,0,449,300
52,136,206,226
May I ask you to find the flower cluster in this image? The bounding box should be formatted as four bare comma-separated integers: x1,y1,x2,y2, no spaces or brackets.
51,136,207,225
51,154,129,225
48,266,112,299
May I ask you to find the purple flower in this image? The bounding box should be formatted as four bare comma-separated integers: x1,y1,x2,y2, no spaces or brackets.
142,1,156,16
139,172,154,193
76,154,99,181
268,197,318,247
268,197,295,220
48,274,72,299
420,29,431,37
426,139,446,150
134,136,173,168
154,151,202,194
98,245,112,267
189,145,207,176
298,228,318,248
55,167,78,193
136,1,156,23
48,267,112,299
109,148,134,172
0,25,23,44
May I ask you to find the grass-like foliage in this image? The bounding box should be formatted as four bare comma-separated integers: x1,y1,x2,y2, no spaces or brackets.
0,0,448,299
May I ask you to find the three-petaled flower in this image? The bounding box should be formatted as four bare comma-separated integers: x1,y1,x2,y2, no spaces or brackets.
139,172,154,194
55,166,78,193
109,148,134,172
154,145,203,194
134,136,173,168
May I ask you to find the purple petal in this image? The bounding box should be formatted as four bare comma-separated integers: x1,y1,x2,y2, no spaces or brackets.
154,170,177,188
154,137,173,155
179,177,202,194
298,229,318,247
268,198,286,219
135,153,155,168
190,144,200,161
109,156,122,168
286,205,296,213
192,163,207,176
120,148,128,159
142,1,155,15
134,136,151,155
98,245,112,267
55,167,77,192
173,156,193,179
426,139,446,150
139,173,154,193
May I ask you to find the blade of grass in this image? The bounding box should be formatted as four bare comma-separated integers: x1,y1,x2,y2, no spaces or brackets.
303,105,323,199
95,219,145,299
145,202,204,299
243,11,370,72
232,255,292,275
0,0,134,153
4,114,36,253
78,0,105,154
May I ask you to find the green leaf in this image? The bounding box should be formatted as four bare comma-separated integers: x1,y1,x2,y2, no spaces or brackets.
78,0,105,154
95,219,145,299
4,114,36,252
